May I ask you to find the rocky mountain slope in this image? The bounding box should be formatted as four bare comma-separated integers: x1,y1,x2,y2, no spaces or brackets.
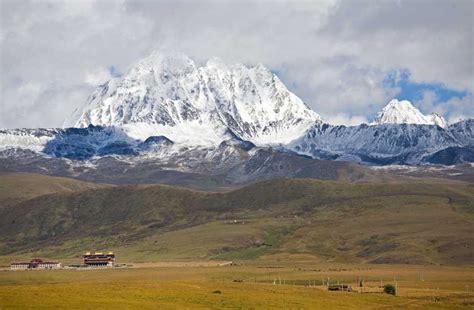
289,119,474,165
0,125,400,190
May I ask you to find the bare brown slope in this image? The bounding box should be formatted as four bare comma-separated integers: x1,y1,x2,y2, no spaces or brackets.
0,172,107,208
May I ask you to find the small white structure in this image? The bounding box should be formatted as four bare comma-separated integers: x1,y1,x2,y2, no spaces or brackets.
10,262,30,270
10,258,61,270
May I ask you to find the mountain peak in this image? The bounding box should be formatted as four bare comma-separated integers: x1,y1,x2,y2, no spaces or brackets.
372,99,447,128
70,51,321,145
429,112,448,128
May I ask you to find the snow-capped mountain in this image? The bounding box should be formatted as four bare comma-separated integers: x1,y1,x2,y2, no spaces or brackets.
69,51,321,146
285,99,469,165
1,51,473,188
289,119,473,165
372,99,447,128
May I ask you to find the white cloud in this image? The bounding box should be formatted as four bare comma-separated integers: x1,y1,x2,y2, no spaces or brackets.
324,113,369,126
0,0,472,128
414,90,443,115
414,90,473,124
84,67,113,86
278,60,400,120
323,0,474,92
445,94,474,124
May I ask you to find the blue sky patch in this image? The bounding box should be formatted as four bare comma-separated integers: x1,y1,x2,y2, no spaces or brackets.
384,70,468,103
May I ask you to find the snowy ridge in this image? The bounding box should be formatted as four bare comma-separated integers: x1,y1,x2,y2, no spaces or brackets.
1,119,471,166
289,119,473,165
0,128,59,153
372,99,447,128
70,51,321,145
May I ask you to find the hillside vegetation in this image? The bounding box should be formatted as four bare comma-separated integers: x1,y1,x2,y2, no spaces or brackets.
0,172,105,208
0,176,473,265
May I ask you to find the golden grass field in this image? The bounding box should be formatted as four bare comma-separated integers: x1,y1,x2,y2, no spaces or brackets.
1,261,473,309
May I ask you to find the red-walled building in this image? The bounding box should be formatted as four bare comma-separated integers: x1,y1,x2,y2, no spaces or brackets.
83,252,116,267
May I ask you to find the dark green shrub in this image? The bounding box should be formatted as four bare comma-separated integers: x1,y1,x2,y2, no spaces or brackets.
383,284,396,295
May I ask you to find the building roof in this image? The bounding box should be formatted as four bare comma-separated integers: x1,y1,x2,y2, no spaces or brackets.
11,258,60,264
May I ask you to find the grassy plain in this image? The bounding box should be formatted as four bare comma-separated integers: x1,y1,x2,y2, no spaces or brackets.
0,262,473,309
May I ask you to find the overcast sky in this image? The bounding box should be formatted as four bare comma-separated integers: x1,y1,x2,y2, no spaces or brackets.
0,0,472,128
